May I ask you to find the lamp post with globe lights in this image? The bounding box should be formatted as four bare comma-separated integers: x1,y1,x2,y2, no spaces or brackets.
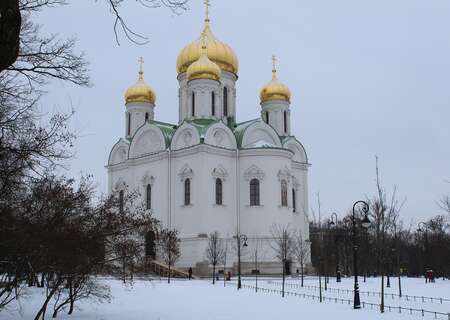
328,212,341,282
352,201,371,309
236,234,248,289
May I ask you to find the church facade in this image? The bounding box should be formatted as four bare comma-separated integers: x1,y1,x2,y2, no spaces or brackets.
106,5,310,274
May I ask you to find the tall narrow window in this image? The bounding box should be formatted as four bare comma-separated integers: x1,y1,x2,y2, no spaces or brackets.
281,180,288,207
292,189,296,212
146,184,152,210
250,178,260,206
223,87,228,117
119,190,124,214
283,111,287,133
145,112,149,121
266,111,270,124
145,230,156,258
215,178,223,205
192,92,195,117
211,91,215,116
184,178,191,205
127,113,131,136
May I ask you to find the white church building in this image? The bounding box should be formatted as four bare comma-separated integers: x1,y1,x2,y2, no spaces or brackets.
106,4,310,274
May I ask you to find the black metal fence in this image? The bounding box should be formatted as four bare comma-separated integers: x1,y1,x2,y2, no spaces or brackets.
267,280,450,304
226,281,450,320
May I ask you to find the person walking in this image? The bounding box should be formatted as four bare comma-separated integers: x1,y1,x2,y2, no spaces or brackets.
188,267,193,280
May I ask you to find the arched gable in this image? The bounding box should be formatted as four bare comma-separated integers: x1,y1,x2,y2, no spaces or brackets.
283,138,308,163
129,123,166,158
108,138,130,165
204,121,237,149
241,121,282,149
170,122,201,151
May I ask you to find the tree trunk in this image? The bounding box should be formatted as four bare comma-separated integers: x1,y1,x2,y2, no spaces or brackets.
68,280,74,315
0,0,21,72
212,264,216,284
34,280,61,320
301,264,304,287
282,262,285,298
168,264,171,284
39,274,45,288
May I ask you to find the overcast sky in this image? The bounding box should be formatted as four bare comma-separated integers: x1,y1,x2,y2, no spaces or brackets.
37,0,450,223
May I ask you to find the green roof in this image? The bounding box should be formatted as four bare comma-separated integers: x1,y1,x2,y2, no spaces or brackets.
150,120,176,148
185,118,220,142
234,118,260,148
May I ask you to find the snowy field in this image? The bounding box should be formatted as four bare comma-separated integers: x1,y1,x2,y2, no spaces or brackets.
1,277,449,320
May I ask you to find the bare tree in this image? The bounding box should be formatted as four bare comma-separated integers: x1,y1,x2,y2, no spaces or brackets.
439,194,450,215
52,276,111,318
0,0,190,72
205,231,225,284
157,228,180,283
369,156,405,313
293,230,310,287
250,237,266,292
270,224,293,297
222,237,228,287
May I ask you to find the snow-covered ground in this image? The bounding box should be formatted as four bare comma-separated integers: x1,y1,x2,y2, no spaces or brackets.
1,277,449,320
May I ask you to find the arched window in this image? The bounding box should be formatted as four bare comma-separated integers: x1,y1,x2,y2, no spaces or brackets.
191,92,195,117
223,87,228,117
211,91,215,116
292,188,296,212
266,111,269,124
283,110,287,133
215,178,223,205
127,113,131,136
184,178,191,205
250,178,260,206
281,180,288,207
146,184,151,210
145,230,156,259
119,190,124,213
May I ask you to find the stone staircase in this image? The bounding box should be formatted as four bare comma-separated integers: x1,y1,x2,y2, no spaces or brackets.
147,259,194,279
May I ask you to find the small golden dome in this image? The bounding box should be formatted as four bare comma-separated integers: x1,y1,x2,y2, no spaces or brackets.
260,56,291,103
176,4,238,75
124,59,156,105
187,41,221,81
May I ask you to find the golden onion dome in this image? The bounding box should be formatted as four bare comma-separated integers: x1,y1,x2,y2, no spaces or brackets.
176,4,238,75
187,41,221,81
124,60,156,105
260,56,291,103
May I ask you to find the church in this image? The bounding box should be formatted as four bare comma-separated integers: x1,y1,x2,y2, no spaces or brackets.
106,2,310,274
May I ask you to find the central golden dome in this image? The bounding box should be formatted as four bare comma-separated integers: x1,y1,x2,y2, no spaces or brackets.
176,9,238,75
187,41,221,81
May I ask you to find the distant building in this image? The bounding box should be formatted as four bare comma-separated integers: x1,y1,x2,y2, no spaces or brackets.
106,3,310,274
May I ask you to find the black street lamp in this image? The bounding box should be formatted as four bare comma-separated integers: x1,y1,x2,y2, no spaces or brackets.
352,200,371,309
329,212,341,282
237,234,248,290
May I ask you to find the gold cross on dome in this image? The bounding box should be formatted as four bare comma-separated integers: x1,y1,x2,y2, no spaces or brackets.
272,55,277,78
204,0,210,21
138,57,144,73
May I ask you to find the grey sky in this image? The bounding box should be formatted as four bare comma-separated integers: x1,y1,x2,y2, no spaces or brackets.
37,0,450,222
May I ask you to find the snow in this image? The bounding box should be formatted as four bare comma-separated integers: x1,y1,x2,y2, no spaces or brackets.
1,277,449,320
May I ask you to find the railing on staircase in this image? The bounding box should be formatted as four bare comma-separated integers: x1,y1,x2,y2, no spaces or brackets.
146,260,193,279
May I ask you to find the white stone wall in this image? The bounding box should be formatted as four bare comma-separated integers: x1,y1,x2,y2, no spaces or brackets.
107,142,310,270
